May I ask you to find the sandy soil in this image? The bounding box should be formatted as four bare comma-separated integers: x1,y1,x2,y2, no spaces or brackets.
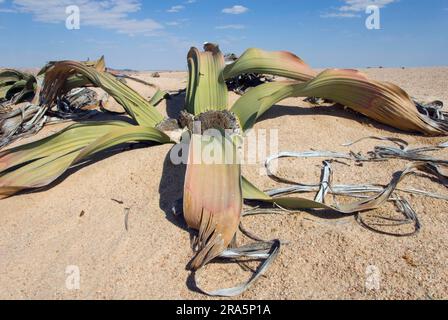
1,67,448,300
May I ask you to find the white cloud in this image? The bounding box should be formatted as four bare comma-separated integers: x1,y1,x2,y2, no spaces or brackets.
8,0,163,36
0,8,17,13
222,5,248,15
217,35,246,46
215,24,245,30
340,0,397,12
166,18,190,28
321,0,397,18
167,5,185,13
0,0,17,13
320,12,360,18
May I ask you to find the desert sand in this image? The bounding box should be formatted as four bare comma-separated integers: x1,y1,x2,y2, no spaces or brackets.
1,67,447,300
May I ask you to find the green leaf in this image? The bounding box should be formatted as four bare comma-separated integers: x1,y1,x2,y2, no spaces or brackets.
231,81,297,131
0,69,30,85
149,89,168,107
242,176,326,210
232,69,447,135
0,121,130,172
0,69,36,102
186,44,228,115
74,125,171,162
223,48,317,82
0,122,171,199
41,61,165,127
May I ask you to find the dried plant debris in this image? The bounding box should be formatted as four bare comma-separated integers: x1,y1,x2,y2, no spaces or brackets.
166,88,186,98
415,99,446,121
224,53,239,64
0,103,47,148
343,136,448,164
193,240,281,297
224,53,275,95
303,97,335,105
52,88,102,120
226,73,275,95
0,57,171,150
0,103,12,114
357,196,422,237
0,88,103,149
261,136,448,237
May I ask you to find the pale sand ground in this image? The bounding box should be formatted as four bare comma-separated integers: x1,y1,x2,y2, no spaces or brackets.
1,67,448,300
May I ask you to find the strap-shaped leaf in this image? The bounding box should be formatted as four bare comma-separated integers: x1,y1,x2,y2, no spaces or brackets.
149,89,168,107
232,69,448,135
0,123,171,199
242,176,326,209
223,48,317,82
186,44,228,115
293,69,447,135
231,81,297,131
184,133,242,270
37,56,106,77
0,121,130,173
74,125,170,162
41,61,165,127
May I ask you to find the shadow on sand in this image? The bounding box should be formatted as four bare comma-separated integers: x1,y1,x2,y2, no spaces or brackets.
158,149,188,231
257,102,421,136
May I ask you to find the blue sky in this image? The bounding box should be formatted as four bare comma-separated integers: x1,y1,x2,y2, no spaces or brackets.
0,0,447,70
